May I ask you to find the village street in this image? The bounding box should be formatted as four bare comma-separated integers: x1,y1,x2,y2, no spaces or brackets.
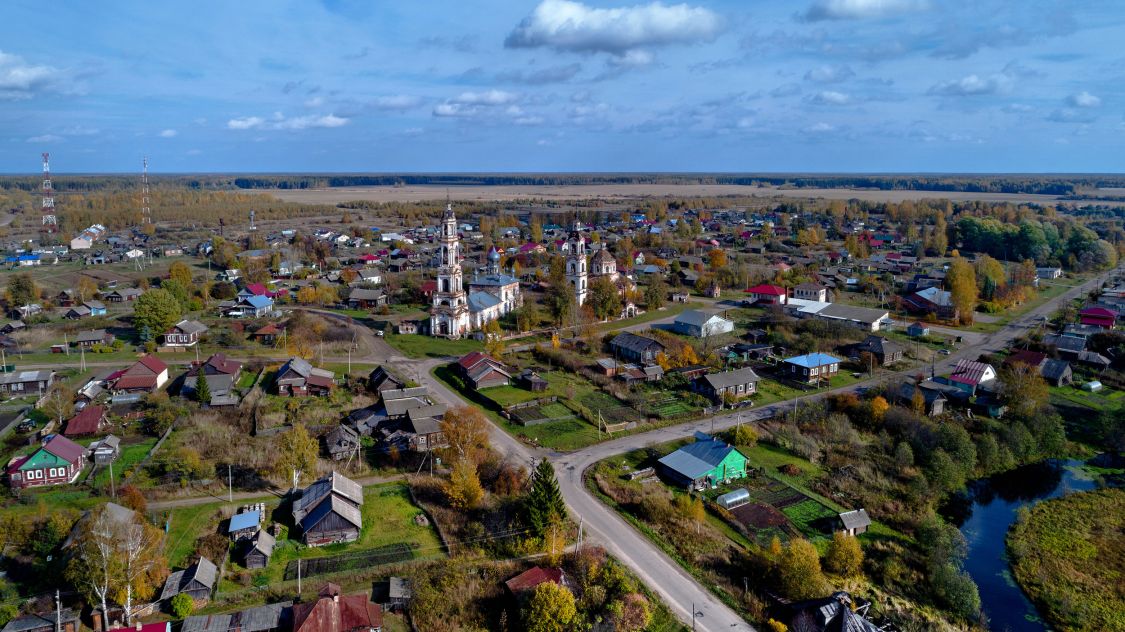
11,266,1115,632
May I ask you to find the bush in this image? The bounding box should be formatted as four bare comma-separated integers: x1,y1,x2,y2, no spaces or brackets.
170,593,195,618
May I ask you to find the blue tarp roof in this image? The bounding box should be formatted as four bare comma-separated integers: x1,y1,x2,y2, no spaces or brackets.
228,510,261,532
784,352,842,368
658,438,741,480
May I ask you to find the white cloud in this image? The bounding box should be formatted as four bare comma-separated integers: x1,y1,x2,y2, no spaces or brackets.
1067,91,1100,108
804,64,855,83
370,95,423,110
452,90,519,105
304,96,325,108
928,73,1011,96
159,129,177,138
505,0,723,62
803,0,928,21
26,134,62,143
226,113,348,130
1046,108,1096,124
803,122,836,133
0,50,59,100
809,90,850,105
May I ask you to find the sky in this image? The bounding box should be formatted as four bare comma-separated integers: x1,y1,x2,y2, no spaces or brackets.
2,0,1124,173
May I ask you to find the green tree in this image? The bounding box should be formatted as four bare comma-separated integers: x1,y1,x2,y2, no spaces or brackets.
273,424,319,490
674,494,706,534
77,275,100,302
446,458,484,509
170,592,194,617
160,279,191,310
825,531,864,577
5,273,39,308
776,538,826,600
524,582,577,632
644,276,667,310
133,288,183,338
587,276,622,320
194,372,210,404
999,363,1049,420
544,255,575,325
526,459,566,537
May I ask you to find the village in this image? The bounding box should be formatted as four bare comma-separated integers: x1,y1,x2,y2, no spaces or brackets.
0,184,1122,632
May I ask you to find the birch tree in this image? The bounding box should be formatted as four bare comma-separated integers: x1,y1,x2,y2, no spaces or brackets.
66,506,118,624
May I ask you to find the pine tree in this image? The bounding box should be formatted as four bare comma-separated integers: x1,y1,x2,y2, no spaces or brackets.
526,459,566,536
194,372,210,404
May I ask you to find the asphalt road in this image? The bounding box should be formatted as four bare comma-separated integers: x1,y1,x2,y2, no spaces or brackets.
16,267,1117,632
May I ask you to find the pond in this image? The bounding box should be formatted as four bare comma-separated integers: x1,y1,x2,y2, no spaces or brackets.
942,458,1118,631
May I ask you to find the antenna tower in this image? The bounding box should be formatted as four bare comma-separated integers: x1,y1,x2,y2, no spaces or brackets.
40,153,57,233
141,157,151,225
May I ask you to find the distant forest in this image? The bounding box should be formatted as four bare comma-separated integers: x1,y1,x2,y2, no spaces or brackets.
4,173,1125,196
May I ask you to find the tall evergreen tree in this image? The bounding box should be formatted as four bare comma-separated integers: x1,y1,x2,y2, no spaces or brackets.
526,459,566,536
194,372,210,404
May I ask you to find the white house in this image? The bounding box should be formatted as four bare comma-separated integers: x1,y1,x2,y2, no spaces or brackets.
672,310,735,338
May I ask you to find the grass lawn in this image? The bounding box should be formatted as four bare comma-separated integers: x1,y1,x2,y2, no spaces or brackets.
386,333,482,359
161,498,241,568
229,483,444,587
90,437,157,489
1050,384,1123,414
781,498,838,539
479,385,539,408
595,301,702,332
236,370,260,389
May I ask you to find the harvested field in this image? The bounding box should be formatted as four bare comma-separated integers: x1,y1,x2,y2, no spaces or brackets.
267,184,1064,205
730,503,789,529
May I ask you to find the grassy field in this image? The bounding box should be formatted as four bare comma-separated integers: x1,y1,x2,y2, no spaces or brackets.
1049,384,1124,412
90,436,158,489
1008,488,1124,632
385,333,482,359
227,484,442,586
478,384,539,408
161,498,240,568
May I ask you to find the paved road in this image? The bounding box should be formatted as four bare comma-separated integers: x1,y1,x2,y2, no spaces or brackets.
26,267,1119,632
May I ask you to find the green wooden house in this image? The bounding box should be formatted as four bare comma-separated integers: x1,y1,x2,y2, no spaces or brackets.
657,433,749,490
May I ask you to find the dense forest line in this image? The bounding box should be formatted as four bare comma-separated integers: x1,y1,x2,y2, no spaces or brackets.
6,173,1125,195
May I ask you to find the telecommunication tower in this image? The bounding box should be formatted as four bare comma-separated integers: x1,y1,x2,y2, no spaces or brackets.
141,157,151,225
40,153,57,232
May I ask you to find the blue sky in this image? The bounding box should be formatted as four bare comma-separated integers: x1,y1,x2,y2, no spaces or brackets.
2,0,1123,173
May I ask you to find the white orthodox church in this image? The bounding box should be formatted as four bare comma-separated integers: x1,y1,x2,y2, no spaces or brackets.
430,205,522,338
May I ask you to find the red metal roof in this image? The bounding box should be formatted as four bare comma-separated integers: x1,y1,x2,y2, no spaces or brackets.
504,566,565,594
134,355,169,375
43,435,86,464
64,405,104,436
292,590,382,632
745,284,786,295
457,351,490,370
949,359,994,386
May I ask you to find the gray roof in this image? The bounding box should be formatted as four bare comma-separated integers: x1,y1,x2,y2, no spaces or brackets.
1,610,79,632
0,370,53,386
237,601,291,632
251,530,276,557
75,329,109,343
1044,334,1086,352
701,367,761,390
384,395,428,417
1041,359,1071,381
407,404,447,423
610,332,665,354
838,508,871,530
381,386,429,401
182,614,233,632
173,319,209,335
467,290,502,313
293,471,363,523
852,335,902,357
673,309,728,328
407,415,443,435
818,303,889,324
349,288,385,301
658,437,743,480
160,557,217,600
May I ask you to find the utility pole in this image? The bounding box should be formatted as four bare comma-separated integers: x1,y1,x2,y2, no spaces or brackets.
80,346,86,372
228,464,233,502
55,590,61,632
297,559,302,596
109,461,115,497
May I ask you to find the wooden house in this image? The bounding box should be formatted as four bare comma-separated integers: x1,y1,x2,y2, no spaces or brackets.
609,332,666,364
457,352,512,390
292,584,382,632
160,557,218,604
244,531,275,570
275,357,335,397
292,472,363,546
0,609,79,632
63,405,106,437
7,435,85,489
228,510,262,541
164,319,208,347
112,355,169,393
837,509,871,536
657,434,748,490
782,353,841,384
693,367,761,403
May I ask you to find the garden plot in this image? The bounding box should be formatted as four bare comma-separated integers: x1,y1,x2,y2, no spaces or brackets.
511,402,576,426
720,476,838,543
577,391,643,424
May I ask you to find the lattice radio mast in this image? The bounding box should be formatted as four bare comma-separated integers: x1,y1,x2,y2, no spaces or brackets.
141,156,151,225
40,153,57,233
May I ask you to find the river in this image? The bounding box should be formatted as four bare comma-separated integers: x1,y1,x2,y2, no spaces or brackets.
942,458,1118,631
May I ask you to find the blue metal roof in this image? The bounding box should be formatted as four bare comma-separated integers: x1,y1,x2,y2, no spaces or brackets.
228,510,261,532
784,352,842,368
243,295,273,308
467,291,501,313
658,438,741,480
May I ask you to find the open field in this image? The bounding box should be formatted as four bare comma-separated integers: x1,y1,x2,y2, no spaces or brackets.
267,184,1066,205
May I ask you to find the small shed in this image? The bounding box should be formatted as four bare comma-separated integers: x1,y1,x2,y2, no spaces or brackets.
91,435,121,465
1082,380,1103,392
837,509,871,536
244,530,275,569
229,510,262,541
518,370,548,392
716,488,750,510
